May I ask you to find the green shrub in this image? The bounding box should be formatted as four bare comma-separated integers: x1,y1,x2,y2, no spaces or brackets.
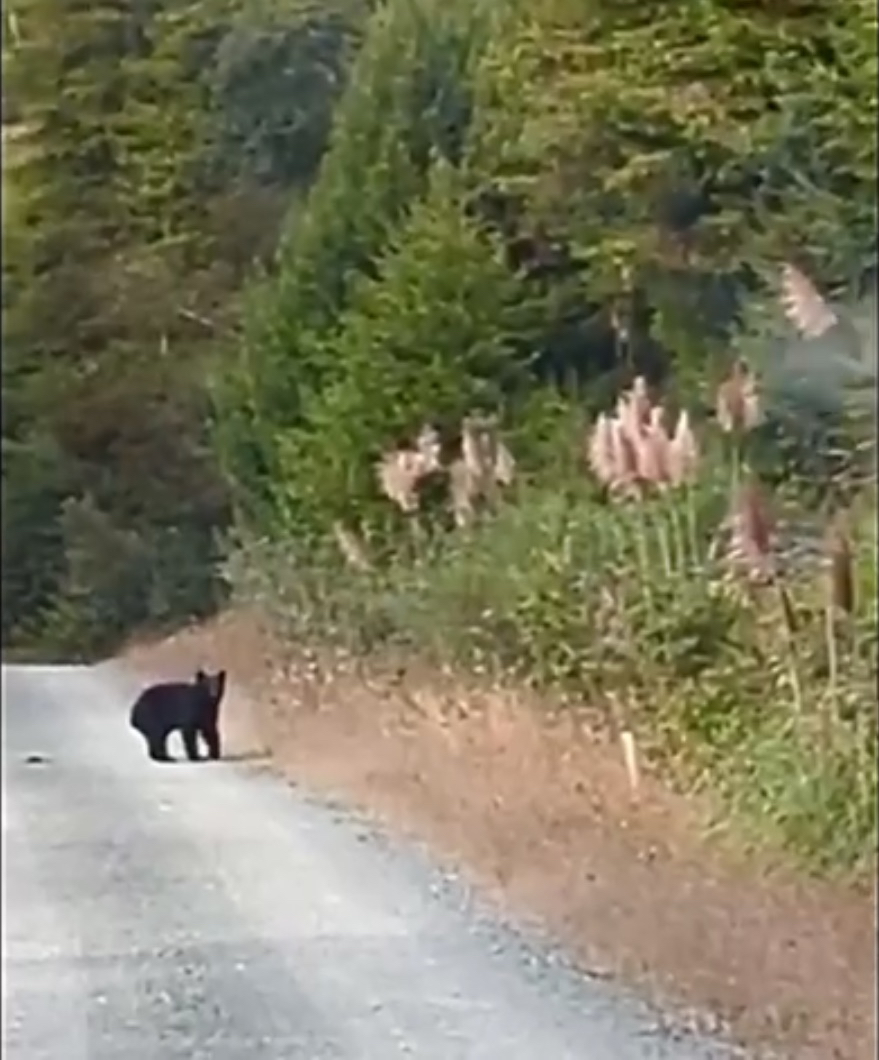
213,0,877,878
225,379,877,876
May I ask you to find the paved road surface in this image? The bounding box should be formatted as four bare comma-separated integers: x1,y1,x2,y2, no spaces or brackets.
3,663,743,1060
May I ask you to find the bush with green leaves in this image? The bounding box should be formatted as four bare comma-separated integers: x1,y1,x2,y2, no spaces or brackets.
225,368,877,876
268,161,543,535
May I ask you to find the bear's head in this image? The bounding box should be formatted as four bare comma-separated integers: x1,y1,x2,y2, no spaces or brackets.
194,668,227,709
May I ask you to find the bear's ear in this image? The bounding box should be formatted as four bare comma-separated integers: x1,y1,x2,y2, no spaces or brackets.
195,668,208,685
215,670,228,696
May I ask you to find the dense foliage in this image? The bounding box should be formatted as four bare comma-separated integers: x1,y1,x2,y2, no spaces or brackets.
4,0,876,871
214,0,876,529
2,0,368,654
215,0,876,873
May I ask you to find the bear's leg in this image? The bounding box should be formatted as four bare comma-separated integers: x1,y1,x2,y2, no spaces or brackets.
181,726,201,762
147,732,172,762
201,724,221,761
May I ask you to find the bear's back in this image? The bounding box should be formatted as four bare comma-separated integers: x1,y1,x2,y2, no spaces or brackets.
130,680,201,733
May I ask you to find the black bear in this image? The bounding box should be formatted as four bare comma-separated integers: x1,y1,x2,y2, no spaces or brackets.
130,669,227,763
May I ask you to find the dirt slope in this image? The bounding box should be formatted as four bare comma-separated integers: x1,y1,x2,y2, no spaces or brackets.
122,610,877,1060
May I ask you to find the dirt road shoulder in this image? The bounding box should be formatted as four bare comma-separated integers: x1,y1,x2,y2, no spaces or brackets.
122,611,876,1060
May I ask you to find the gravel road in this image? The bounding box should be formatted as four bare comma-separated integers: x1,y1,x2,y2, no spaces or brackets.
2,663,745,1060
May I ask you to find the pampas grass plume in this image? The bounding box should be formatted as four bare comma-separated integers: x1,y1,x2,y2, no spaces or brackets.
668,410,699,486
781,262,838,340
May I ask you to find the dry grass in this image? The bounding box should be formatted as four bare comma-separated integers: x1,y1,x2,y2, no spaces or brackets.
716,359,761,435
780,262,839,340
826,515,855,617
726,478,777,583
376,423,443,514
332,521,372,572
450,413,516,528
371,413,516,534
587,375,702,498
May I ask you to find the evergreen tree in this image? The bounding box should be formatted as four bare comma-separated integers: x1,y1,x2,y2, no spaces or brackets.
273,161,537,530
212,0,496,524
